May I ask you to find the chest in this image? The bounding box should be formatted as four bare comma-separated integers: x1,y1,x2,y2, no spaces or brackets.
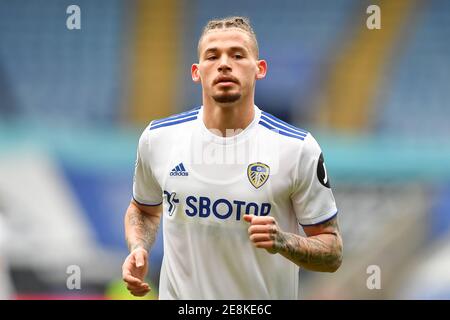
150,126,299,224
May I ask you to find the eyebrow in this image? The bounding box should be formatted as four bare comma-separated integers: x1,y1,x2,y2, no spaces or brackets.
203,46,248,56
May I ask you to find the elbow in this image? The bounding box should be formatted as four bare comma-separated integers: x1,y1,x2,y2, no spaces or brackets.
327,241,343,273
327,254,342,273
309,254,342,273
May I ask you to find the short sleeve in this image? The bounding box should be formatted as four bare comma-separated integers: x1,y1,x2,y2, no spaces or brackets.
291,134,338,226
132,129,163,206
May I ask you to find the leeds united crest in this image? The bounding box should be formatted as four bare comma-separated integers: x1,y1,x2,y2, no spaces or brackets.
247,162,270,189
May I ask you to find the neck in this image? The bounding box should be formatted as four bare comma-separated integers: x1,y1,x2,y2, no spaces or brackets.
202,96,255,137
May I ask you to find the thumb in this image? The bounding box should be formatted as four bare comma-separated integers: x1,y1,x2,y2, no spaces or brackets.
243,214,253,223
135,249,146,268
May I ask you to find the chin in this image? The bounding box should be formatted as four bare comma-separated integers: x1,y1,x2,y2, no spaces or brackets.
212,93,241,104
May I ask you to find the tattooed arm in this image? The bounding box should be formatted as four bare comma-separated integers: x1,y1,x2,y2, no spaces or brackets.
244,215,343,272
125,200,162,252
122,200,162,296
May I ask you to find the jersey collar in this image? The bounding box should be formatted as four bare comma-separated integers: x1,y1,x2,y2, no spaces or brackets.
198,105,261,145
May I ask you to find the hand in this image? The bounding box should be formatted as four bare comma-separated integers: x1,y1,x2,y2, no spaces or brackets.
122,247,151,296
243,215,282,254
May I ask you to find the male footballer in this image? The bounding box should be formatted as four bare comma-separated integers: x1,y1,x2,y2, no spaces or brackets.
122,16,343,299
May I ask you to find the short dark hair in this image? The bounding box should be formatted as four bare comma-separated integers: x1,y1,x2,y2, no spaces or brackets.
197,16,259,58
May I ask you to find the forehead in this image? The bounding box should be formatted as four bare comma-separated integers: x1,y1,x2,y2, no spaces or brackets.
199,28,254,54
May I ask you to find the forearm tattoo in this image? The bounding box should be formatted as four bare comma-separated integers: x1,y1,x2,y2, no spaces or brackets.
274,218,343,271
126,207,159,252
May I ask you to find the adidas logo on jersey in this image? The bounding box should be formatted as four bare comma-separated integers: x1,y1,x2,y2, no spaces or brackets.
170,163,189,176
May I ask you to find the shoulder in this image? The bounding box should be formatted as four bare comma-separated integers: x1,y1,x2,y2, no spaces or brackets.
258,110,309,142
142,106,200,139
148,106,201,132
257,110,324,160
137,106,200,150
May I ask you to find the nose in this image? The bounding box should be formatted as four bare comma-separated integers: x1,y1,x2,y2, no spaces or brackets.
218,55,231,72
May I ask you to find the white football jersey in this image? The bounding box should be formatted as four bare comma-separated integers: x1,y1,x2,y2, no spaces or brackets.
133,105,337,300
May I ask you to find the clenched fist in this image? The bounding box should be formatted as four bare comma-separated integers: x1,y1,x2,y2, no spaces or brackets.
244,214,283,254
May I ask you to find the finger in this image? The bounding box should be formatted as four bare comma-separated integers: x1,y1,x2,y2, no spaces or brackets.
126,284,140,291
253,241,274,249
130,287,151,296
123,273,143,286
131,282,150,292
126,253,136,266
249,216,275,225
249,233,272,243
127,287,150,296
122,254,135,269
135,250,146,268
127,283,150,291
248,224,273,235
243,214,253,223
127,280,149,289
140,282,150,290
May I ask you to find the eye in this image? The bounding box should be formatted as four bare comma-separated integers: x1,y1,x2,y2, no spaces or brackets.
234,54,243,59
206,56,217,61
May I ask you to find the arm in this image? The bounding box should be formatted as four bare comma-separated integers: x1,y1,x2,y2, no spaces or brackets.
125,199,162,252
122,200,162,296
244,215,343,272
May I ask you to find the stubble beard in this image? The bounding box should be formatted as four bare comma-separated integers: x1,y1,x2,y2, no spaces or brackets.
212,92,241,104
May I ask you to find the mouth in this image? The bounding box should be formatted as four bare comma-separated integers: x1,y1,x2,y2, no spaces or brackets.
216,81,236,87
214,76,238,86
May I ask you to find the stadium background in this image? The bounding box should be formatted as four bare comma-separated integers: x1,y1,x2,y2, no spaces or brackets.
0,0,449,299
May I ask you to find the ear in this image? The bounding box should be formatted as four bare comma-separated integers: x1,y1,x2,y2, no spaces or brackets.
191,64,201,83
255,60,267,80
